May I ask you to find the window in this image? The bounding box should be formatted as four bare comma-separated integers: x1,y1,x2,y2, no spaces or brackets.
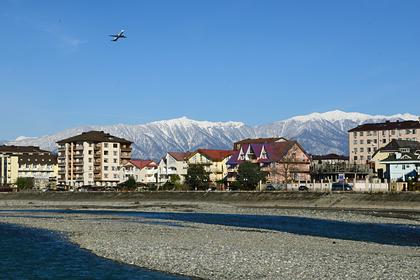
382,131,385,136
354,148,358,153
104,173,108,178
104,166,109,171
113,159,117,164
367,155,371,160
353,132,357,138
391,130,396,135
367,139,371,144
402,165,405,170
113,143,118,148
406,129,410,134
114,174,118,179
383,139,387,144
104,158,108,163
353,140,357,145
104,151,109,155
367,147,371,153
360,156,364,160
360,140,364,144
359,132,364,136
88,150,92,155
88,158,92,163
373,139,377,144
104,143,108,148
113,151,117,156
360,148,364,152
413,129,416,134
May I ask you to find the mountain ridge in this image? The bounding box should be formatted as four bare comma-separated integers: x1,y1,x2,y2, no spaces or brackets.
6,110,419,160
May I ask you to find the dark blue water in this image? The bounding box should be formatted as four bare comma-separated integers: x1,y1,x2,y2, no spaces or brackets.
0,223,189,280
2,209,419,247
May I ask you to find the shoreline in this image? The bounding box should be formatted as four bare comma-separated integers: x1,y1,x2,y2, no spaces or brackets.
1,201,419,279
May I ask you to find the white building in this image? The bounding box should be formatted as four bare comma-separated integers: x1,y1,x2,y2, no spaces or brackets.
120,160,158,184
381,144,420,182
157,152,192,184
57,131,132,188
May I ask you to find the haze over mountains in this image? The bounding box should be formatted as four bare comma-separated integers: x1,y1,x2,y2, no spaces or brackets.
5,110,418,160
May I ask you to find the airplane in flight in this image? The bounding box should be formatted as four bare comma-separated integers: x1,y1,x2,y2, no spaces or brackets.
109,30,127,42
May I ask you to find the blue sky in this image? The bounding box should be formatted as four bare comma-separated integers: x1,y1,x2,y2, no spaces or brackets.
1,0,419,139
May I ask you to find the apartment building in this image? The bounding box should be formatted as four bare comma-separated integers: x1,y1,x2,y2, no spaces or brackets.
348,120,420,164
0,145,57,188
57,131,132,188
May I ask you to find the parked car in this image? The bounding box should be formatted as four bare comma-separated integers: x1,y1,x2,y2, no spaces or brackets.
298,185,309,191
331,182,353,191
265,185,276,191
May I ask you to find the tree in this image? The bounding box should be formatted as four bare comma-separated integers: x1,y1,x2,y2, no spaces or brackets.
185,164,210,190
236,162,266,190
118,176,137,191
15,177,35,191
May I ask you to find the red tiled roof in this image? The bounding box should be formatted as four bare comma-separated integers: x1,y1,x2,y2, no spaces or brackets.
129,159,157,170
195,149,235,161
348,120,420,132
168,151,193,161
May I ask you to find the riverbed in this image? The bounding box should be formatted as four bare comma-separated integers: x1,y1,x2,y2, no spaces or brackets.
0,203,419,279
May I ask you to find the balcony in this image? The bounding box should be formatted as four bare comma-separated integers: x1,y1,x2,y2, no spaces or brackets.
121,146,131,152
74,145,84,151
121,152,131,159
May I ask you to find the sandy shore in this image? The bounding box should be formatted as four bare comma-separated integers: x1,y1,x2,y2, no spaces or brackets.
0,202,419,279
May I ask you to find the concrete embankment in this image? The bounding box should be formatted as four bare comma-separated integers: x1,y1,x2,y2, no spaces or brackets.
1,191,420,211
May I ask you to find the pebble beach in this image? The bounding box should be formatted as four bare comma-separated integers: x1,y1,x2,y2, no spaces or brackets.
1,200,419,280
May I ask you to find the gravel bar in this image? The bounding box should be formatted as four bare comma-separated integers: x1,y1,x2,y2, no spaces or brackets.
0,203,419,279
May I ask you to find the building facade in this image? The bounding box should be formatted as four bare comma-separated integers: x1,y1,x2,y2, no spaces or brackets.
227,138,311,184
0,145,57,189
381,151,420,182
186,149,234,183
120,159,158,184
57,131,132,188
157,152,192,184
348,120,420,164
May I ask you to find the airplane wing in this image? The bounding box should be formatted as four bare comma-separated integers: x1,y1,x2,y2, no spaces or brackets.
120,35,127,38
111,37,119,41
109,35,118,37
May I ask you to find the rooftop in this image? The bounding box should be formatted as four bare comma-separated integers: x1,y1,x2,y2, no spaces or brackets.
56,131,132,144
348,120,420,132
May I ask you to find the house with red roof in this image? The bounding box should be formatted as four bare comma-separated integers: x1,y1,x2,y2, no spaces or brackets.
227,138,311,184
186,149,235,184
157,151,193,185
120,159,158,184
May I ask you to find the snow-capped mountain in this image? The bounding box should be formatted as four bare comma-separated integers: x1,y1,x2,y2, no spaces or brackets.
6,110,418,159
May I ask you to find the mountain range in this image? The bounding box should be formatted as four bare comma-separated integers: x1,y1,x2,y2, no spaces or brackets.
5,110,418,160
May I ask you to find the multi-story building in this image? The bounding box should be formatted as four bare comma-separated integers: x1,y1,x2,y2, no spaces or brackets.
348,119,420,164
120,159,158,184
56,131,132,188
0,145,57,189
227,138,311,184
186,149,234,183
157,152,192,185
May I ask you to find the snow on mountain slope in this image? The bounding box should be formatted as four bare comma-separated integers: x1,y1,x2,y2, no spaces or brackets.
5,111,418,159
